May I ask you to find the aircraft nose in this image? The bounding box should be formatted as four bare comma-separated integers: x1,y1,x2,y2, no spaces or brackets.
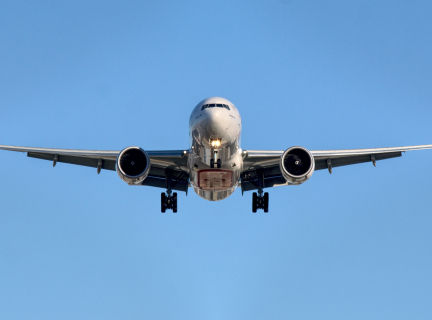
205,109,229,135
202,109,239,145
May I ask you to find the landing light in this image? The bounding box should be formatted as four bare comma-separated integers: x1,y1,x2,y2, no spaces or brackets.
210,139,221,147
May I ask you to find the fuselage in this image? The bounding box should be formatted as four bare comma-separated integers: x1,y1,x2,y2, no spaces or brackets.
188,97,243,201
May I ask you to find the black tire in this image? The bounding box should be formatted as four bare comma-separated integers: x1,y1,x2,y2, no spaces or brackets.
161,193,166,213
264,192,269,213
173,193,178,213
210,159,214,168
217,159,221,168
252,192,257,213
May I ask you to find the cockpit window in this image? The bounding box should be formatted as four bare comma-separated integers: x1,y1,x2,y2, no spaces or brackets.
201,103,231,111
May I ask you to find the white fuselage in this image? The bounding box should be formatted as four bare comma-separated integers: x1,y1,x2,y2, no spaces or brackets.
188,97,243,201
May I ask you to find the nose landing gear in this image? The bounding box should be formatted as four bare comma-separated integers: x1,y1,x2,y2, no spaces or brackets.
210,158,222,168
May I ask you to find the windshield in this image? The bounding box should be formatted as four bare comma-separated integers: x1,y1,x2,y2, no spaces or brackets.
201,104,230,111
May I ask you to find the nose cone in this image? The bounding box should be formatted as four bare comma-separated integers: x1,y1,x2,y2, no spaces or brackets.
205,108,228,135
202,108,239,146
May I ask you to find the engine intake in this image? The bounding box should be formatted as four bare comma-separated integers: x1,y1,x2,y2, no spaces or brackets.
116,147,151,185
280,147,315,185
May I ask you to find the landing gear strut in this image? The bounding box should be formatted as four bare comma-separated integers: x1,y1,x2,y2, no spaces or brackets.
210,158,222,168
161,168,178,213
161,191,177,213
251,168,269,212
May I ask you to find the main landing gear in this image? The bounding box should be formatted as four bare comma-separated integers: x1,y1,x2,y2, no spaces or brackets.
247,168,269,213
161,191,177,213
161,168,181,213
252,191,269,213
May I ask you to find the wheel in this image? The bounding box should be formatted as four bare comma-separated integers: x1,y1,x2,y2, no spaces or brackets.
263,192,269,213
210,159,214,168
173,193,177,213
252,192,257,212
161,192,166,213
217,159,221,168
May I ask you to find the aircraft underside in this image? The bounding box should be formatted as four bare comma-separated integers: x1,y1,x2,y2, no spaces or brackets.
0,97,431,213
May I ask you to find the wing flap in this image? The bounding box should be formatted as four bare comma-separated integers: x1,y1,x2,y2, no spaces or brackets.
314,151,402,170
0,145,119,159
241,175,287,192
28,152,116,171
312,144,432,158
240,166,287,193
141,176,189,192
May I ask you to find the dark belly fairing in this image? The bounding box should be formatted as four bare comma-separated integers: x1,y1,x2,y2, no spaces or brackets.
188,97,243,201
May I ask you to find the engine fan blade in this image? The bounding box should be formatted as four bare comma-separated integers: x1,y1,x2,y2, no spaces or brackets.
284,154,303,175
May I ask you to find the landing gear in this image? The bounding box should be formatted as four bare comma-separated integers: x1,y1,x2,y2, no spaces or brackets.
250,168,269,212
210,150,222,168
210,158,222,169
161,191,177,213
161,168,179,213
252,191,269,212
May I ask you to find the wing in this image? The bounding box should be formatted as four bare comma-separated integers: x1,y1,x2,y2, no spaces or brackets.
0,145,190,192
240,144,432,193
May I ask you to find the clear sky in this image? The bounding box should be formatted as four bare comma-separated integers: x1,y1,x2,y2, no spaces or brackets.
1,1,431,319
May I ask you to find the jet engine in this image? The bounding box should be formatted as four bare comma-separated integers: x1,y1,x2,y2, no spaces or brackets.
116,147,151,185
280,147,315,185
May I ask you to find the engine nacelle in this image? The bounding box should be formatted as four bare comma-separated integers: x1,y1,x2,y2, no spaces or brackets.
116,147,151,185
280,146,315,185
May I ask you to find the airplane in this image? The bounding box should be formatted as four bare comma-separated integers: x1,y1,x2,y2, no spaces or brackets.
1,96,431,213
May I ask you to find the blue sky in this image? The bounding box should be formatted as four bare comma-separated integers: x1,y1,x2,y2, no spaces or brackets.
1,1,431,319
